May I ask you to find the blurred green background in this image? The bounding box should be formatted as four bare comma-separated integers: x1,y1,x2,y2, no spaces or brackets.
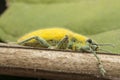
0,0,120,53
0,0,120,79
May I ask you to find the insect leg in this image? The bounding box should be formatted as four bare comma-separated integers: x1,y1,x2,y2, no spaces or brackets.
92,51,106,76
55,35,69,49
81,45,106,76
18,36,50,48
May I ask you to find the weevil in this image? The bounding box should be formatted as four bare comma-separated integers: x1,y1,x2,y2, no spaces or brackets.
17,28,106,76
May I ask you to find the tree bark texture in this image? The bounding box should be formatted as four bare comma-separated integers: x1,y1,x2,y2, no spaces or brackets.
0,43,119,80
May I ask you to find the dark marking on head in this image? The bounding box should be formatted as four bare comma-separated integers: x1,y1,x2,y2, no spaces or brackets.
87,39,92,43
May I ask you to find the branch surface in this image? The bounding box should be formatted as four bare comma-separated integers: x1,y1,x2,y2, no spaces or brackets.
0,43,120,80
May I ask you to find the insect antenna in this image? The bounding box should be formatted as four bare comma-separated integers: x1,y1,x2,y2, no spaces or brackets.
97,43,115,48
98,48,112,53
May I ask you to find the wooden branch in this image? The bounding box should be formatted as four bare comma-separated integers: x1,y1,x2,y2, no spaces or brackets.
0,43,120,80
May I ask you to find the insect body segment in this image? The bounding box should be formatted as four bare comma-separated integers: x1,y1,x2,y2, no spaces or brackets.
17,28,106,76
18,28,73,42
17,28,88,49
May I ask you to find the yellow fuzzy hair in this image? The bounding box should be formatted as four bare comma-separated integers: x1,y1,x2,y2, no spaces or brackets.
17,28,88,43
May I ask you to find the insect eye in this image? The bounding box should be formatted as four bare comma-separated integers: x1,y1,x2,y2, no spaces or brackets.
87,39,92,43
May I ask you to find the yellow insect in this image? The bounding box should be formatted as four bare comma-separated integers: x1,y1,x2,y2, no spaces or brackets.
17,28,106,76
